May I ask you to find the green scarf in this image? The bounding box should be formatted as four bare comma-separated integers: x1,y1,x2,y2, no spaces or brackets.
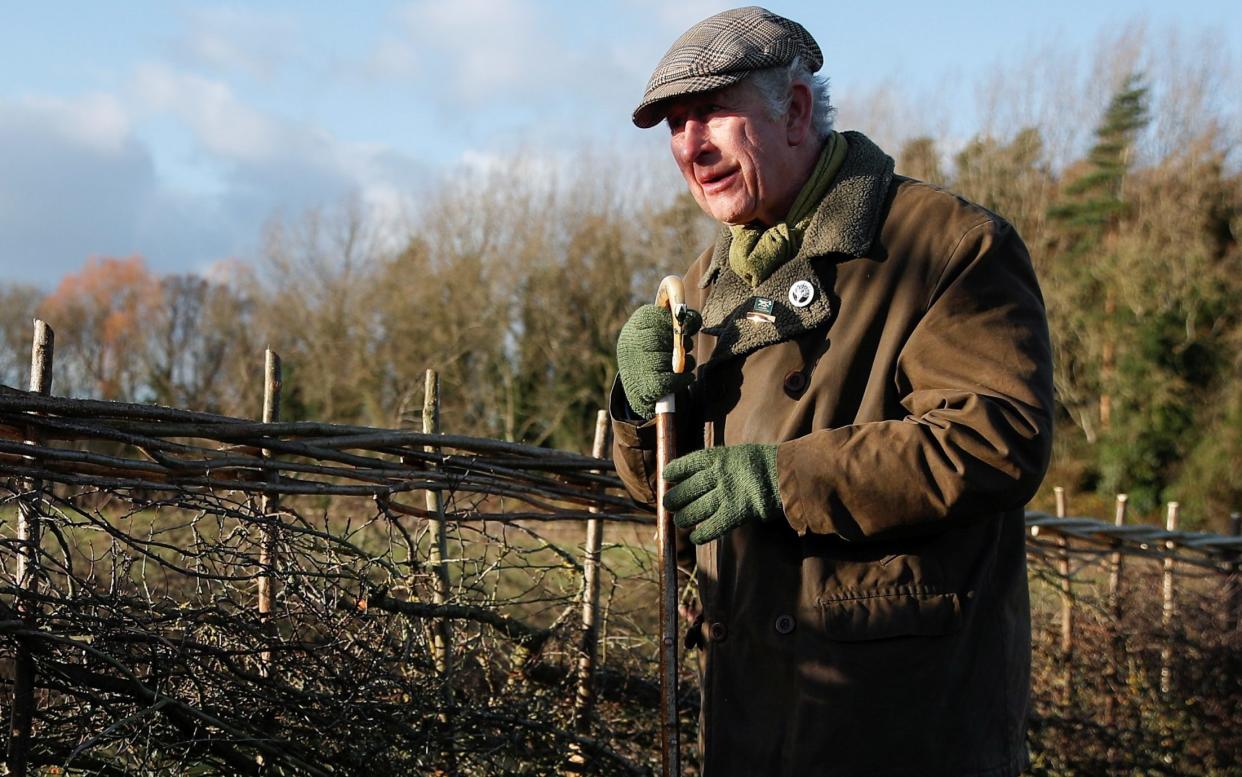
728,131,846,287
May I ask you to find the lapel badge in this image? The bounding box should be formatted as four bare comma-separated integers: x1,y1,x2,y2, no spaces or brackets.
745,296,776,324
788,280,815,308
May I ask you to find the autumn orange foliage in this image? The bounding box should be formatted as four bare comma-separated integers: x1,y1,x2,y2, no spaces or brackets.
39,255,162,399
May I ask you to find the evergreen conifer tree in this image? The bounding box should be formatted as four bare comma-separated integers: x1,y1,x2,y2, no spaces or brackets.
1046,74,1151,501
1049,74,1150,240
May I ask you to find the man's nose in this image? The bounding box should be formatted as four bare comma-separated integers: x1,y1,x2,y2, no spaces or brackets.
675,119,712,165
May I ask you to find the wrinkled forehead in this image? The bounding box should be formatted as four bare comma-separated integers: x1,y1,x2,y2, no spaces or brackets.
658,80,760,126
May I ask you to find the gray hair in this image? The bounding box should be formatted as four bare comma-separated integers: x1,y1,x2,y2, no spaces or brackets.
746,56,834,138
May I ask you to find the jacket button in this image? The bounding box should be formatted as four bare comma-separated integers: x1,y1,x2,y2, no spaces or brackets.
783,370,807,396
708,622,728,642
774,614,796,635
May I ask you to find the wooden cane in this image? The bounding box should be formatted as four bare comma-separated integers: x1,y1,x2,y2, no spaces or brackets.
654,275,685,776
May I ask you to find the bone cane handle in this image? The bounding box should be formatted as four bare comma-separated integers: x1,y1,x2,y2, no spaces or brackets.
655,275,688,376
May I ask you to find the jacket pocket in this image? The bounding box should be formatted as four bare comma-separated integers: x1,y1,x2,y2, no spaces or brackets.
816,585,962,641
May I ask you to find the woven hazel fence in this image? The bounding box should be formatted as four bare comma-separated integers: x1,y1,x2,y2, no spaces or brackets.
1024,491,1242,775
2,320,1240,776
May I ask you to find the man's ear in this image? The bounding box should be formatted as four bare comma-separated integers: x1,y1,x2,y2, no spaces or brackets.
786,82,814,145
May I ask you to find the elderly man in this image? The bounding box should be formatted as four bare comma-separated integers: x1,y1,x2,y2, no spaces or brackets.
610,6,1054,777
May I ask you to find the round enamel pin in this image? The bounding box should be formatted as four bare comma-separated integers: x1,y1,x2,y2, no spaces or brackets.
788,280,815,308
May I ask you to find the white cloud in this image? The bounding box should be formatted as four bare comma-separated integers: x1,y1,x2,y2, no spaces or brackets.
392,0,549,100
131,64,281,161
358,0,656,152
366,38,423,80
457,148,507,175
128,64,431,197
12,93,132,154
174,6,301,80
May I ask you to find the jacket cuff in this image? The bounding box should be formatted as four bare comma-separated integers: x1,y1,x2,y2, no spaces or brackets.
777,432,847,537
608,375,657,449
609,375,659,506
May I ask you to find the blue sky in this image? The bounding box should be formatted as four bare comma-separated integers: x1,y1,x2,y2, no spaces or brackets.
1,0,1238,287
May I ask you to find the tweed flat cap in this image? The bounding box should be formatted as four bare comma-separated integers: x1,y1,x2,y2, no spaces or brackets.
633,6,822,128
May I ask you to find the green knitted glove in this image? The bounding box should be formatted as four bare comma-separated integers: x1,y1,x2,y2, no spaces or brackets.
616,304,702,420
663,444,783,544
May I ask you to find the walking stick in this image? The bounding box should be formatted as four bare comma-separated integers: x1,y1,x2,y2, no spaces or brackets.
654,275,686,776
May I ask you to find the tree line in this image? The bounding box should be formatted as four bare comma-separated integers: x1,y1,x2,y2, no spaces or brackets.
2,46,1239,531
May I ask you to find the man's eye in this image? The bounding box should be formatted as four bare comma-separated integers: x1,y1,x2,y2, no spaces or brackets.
668,117,685,134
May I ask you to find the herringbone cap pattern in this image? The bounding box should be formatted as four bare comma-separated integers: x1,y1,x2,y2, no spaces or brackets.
633,6,822,128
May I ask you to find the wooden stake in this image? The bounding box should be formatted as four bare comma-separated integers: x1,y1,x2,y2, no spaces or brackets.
424,370,452,678
8,319,54,777
1105,493,1128,727
1160,501,1179,696
1227,513,1241,634
1053,487,1073,707
1108,494,1128,617
568,410,610,771
257,349,281,673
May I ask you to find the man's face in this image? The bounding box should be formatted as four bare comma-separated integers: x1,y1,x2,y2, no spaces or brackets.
666,82,796,226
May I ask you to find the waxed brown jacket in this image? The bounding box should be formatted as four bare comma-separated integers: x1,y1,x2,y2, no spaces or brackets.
612,132,1053,777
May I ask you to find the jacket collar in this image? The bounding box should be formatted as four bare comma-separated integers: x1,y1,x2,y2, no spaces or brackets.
700,131,895,365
